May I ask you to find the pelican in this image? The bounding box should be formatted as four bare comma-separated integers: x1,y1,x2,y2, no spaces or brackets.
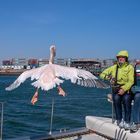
6,45,109,102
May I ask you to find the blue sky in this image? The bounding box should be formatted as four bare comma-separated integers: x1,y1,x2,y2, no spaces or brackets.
0,0,140,60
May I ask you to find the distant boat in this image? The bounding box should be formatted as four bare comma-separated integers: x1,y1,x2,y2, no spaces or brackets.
135,61,140,77
136,69,140,77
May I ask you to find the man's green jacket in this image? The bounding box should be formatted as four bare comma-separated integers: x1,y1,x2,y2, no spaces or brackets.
100,62,134,92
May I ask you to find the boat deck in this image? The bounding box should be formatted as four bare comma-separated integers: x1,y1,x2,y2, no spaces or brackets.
86,116,140,140
7,116,140,140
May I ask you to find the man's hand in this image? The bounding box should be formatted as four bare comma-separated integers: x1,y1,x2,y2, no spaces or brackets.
106,75,112,80
118,88,125,95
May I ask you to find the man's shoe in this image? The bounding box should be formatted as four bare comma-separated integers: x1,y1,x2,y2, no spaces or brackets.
113,120,117,125
118,121,124,129
124,122,130,130
130,123,139,133
116,120,121,126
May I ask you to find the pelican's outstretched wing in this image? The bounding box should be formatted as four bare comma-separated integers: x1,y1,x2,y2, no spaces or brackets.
54,64,109,88
5,65,48,91
5,63,109,91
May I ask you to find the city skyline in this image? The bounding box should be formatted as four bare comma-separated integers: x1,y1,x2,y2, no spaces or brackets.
0,0,140,60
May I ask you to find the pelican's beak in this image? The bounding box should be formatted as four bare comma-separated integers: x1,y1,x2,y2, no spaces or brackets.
57,86,66,97
31,89,39,105
53,47,56,57
50,45,56,57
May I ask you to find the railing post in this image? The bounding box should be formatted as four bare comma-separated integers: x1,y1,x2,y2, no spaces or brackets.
110,85,115,124
49,97,54,135
0,102,4,140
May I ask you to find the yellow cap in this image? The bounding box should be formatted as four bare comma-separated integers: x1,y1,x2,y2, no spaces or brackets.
116,50,129,58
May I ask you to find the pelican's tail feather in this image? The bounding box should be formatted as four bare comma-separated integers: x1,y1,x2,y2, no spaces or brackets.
5,80,21,91
31,81,55,91
31,78,64,91
54,77,64,85
31,81,41,89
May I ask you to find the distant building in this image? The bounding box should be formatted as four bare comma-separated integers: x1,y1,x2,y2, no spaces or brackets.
2,60,12,66
100,59,115,68
12,58,28,66
55,58,68,66
70,58,101,75
67,58,76,67
1,57,139,74
28,59,38,68
38,59,49,66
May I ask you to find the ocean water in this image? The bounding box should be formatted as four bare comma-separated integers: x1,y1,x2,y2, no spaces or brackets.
0,76,111,139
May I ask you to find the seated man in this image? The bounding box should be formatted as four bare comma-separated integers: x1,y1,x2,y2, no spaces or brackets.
130,85,140,133
100,50,134,130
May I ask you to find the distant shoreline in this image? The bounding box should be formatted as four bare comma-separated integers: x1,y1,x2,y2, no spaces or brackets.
0,69,25,76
